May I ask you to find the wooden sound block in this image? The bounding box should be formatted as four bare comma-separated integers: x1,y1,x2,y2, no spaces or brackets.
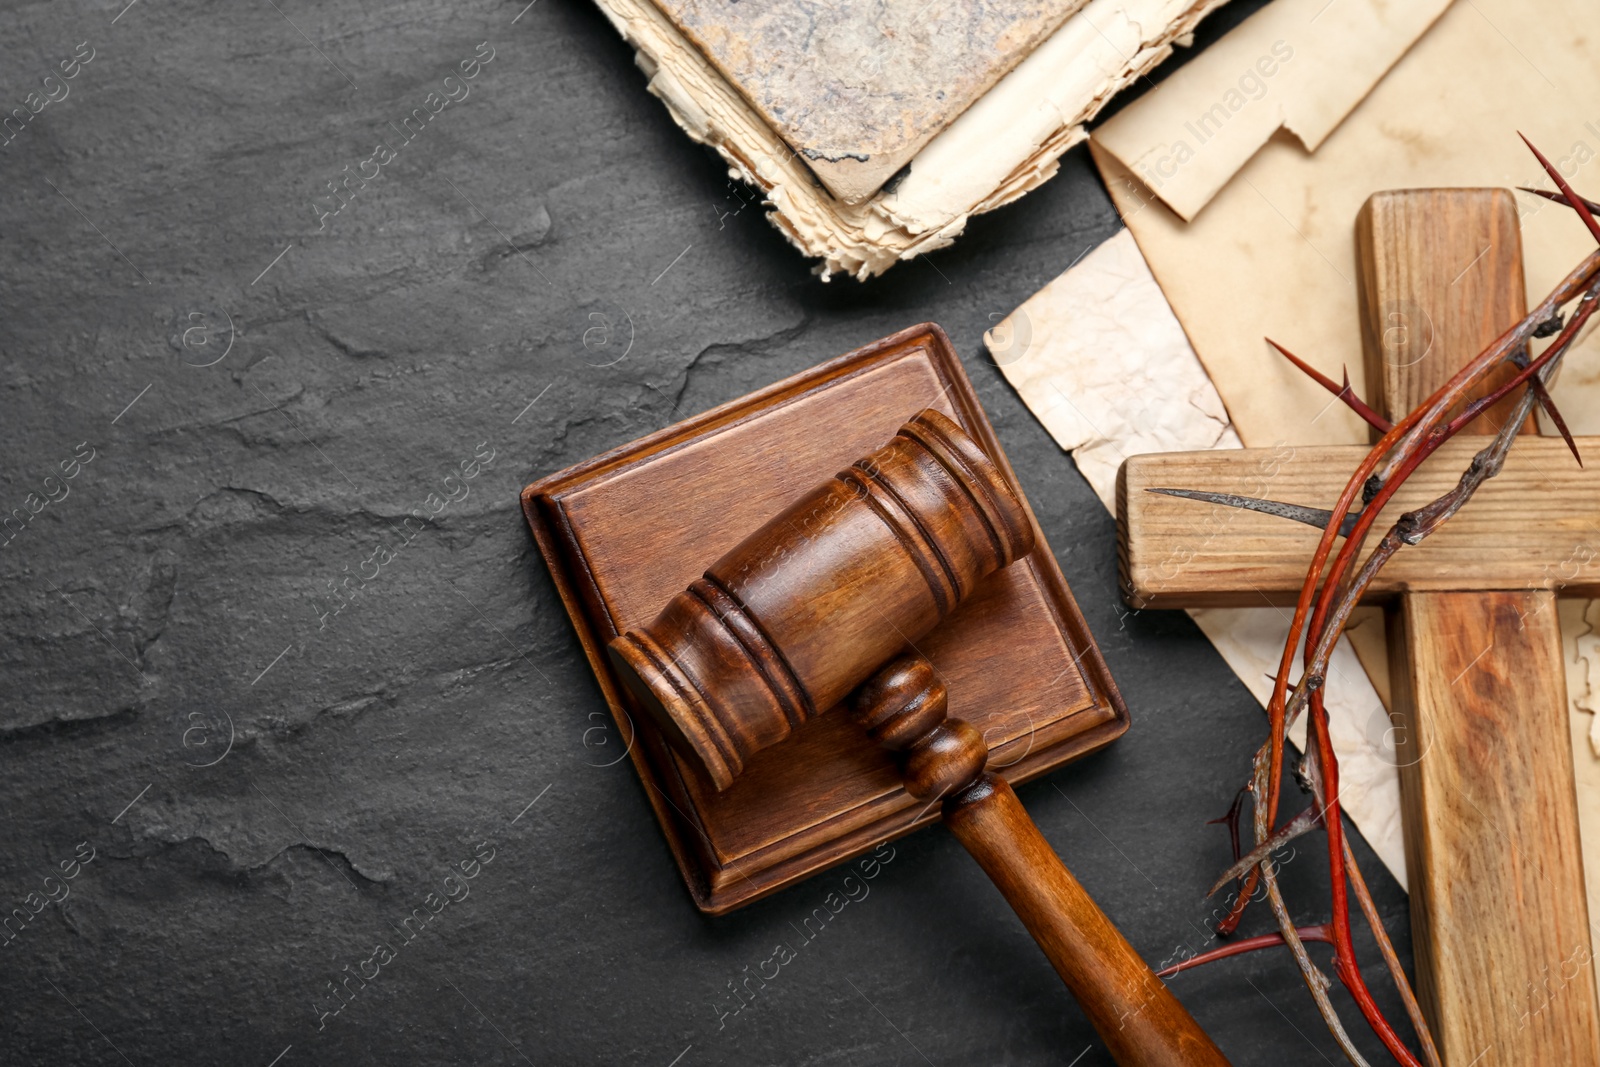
521,323,1126,913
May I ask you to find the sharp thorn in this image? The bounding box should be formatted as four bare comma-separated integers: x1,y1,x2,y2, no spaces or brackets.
1520,133,1600,247
1266,338,1392,432
1147,487,1358,537
1518,185,1600,216
1268,337,1338,391
1530,377,1584,467
1207,807,1321,898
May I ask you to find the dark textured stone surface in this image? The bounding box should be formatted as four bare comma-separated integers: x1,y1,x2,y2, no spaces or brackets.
0,0,1414,1063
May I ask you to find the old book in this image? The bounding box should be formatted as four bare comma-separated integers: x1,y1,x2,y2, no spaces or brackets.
593,0,1230,278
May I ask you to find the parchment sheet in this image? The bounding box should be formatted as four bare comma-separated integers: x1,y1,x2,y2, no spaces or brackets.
1092,0,1453,221
1096,0,1600,450
987,229,1407,885
1092,0,1600,932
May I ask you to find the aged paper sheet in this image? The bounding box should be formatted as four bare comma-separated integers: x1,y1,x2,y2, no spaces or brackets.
652,0,1086,203
1095,0,1600,448
1087,0,1600,971
1092,0,1453,221
593,0,1226,278
988,230,1407,885
1095,0,1600,757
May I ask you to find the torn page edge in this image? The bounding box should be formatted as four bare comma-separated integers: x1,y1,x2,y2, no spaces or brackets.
593,0,1227,279
1090,0,1453,221
985,228,1407,885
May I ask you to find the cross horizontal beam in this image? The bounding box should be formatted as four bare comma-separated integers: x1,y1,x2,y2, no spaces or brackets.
1117,435,1600,609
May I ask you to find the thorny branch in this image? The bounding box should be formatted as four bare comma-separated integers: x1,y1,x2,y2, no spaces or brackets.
1154,142,1600,1067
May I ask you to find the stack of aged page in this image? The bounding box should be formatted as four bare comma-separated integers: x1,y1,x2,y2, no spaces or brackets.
592,0,1230,278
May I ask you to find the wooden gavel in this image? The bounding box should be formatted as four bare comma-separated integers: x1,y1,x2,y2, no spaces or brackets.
610,409,1228,1066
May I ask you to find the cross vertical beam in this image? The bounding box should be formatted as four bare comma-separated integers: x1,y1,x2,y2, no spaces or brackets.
1357,188,1597,1064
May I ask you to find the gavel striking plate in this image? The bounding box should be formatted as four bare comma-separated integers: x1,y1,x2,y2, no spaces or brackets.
523,326,1228,1065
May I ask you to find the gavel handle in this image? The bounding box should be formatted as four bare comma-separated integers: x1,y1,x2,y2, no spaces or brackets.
853,655,1228,1066
944,775,1228,1066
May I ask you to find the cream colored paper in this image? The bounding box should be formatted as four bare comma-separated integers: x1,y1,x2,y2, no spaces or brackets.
987,230,1407,884
1574,600,1600,757
1084,0,1600,975
1096,0,1600,743
987,230,1241,486
1563,598,1600,992
593,0,1226,278
1093,0,1453,221
1096,0,1600,447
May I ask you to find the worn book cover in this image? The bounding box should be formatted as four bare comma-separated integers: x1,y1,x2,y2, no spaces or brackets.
595,0,1229,277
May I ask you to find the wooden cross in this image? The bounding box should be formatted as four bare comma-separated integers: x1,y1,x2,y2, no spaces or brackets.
1118,189,1600,1064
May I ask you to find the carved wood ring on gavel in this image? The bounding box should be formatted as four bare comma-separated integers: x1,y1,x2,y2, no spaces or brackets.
850,656,988,800
608,409,1034,790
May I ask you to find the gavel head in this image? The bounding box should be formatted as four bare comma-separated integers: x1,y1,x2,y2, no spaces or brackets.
608,409,1035,790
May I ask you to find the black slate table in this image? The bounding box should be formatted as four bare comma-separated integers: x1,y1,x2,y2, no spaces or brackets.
0,1,1414,1063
